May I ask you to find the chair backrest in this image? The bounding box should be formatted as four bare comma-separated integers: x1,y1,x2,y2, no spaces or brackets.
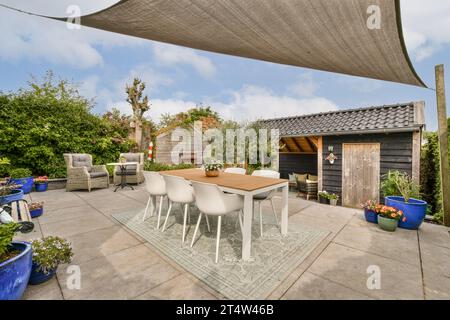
163,175,194,203
143,171,166,196
191,181,229,215
119,153,144,170
224,167,246,175
63,153,93,172
251,169,280,179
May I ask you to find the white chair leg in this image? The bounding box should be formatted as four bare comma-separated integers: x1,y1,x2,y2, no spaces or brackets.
205,214,211,232
259,201,263,237
156,195,164,229
215,215,222,263
182,203,188,245
190,212,203,247
142,196,151,221
238,209,244,234
270,198,279,226
161,201,173,232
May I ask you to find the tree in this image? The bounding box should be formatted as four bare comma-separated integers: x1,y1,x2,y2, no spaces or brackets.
126,78,151,149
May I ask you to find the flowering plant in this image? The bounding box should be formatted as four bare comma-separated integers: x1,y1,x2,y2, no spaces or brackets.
203,159,223,172
375,205,406,222
34,176,48,184
28,201,44,211
318,191,329,199
328,193,339,200
31,236,73,274
361,200,378,211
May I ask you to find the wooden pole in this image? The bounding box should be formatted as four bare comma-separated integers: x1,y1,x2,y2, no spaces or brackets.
435,64,450,227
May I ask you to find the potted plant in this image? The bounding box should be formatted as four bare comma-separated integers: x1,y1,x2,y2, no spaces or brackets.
361,200,378,223
376,204,406,232
318,191,329,204
381,170,427,230
204,159,223,177
34,176,49,192
29,236,73,285
0,222,33,300
0,183,24,205
9,168,33,194
28,202,44,218
329,193,339,206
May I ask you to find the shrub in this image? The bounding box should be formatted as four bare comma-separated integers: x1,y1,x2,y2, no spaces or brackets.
0,222,19,263
144,161,195,172
381,170,420,202
9,168,32,178
31,236,73,274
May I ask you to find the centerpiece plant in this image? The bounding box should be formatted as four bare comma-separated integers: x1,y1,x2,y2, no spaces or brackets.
203,159,224,177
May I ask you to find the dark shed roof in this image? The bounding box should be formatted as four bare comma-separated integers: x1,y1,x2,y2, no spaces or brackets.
259,102,425,137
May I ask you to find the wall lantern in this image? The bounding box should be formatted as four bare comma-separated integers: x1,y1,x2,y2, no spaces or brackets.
326,146,337,164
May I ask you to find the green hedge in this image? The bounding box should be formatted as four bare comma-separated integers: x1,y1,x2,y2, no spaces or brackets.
144,161,195,172
0,73,135,178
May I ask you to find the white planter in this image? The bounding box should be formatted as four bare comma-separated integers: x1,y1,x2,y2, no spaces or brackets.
330,199,338,206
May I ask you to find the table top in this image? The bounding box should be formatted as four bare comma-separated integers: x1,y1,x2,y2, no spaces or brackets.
159,168,288,192
106,162,139,166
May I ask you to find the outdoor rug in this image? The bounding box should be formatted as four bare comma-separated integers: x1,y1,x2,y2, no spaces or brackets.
113,207,329,299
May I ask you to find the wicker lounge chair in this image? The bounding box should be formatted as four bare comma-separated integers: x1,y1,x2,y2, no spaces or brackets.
63,153,109,192
295,173,318,200
113,153,145,185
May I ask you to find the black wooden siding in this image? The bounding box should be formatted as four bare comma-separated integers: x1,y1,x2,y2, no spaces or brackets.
322,132,413,204
279,153,317,179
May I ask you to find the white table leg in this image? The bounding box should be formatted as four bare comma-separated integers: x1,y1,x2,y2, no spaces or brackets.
281,183,289,235
242,193,253,261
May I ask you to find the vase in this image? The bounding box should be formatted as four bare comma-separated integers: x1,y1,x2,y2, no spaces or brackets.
330,199,338,206
364,208,378,224
0,189,24,205
10,177,34,194
318,197,329,204
378,216,398,232
34,182,48,192
385,196,427,230
30,207,44,218
205,170,219,177
0,242,32,300
28,262,57,285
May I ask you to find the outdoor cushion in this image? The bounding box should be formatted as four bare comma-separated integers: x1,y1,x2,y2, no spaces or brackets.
306,179,318,184
120,154,140,170
89,172,108,178
288,174,296,183
254,191,271,200
294,173,308,183
308,175,318,181
72,155,92,172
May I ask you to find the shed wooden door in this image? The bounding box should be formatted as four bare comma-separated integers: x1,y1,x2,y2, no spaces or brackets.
342,143,380,207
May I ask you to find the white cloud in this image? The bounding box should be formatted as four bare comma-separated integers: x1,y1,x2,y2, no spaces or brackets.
287,73,318,97
402,0,450,61
153,43,216,78
0,2,145,68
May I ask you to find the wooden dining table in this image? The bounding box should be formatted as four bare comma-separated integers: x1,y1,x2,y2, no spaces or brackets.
159,168,289,261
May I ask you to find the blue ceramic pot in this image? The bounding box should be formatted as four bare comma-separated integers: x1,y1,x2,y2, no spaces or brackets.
364,208,378,224
34,183,48,192
0,189,24,205
0,242,32,300
30,207,43,218
28,262,56,285
10,177,34,194
385,196,427,230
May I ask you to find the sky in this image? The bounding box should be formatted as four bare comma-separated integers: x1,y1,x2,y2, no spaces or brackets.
0,0,450,130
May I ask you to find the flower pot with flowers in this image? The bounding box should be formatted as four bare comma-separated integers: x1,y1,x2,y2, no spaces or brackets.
29,236,73,285
204,159,223,177
28,202,44,218
376,205,406,232
317,191,329,204
34,176,49,192
0,183,24,205
328,193,339,206
361,200,379,223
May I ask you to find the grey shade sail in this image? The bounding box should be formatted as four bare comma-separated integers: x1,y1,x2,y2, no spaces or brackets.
2,0,425,87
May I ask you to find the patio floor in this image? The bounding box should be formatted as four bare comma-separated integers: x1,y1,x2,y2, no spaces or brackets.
16,185,450,300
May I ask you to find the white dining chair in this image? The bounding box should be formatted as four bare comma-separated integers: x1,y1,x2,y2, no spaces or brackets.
162,175,199,245
191,181,244,263
251,169,281,236
142,171,167,229
224,167,246,175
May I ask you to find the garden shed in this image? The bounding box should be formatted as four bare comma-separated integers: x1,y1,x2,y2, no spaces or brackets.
260,102,425,207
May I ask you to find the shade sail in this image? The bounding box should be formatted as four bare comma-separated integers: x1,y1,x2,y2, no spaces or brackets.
3,0,425,87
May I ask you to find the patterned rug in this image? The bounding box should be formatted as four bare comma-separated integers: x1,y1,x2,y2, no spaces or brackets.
113,208,328,299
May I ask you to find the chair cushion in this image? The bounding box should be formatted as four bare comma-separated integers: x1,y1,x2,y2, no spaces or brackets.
254,191,271,200
306,179,318,184
308,174,318,181
89,172,108,178
121,154,140,170
72,155,92,172
295,173,308,183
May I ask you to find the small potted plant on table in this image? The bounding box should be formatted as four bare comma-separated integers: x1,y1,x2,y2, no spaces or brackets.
204,159,223,177
28,202,44,218
318,191,329,204
0,222,32,300
9,168,33,194
376,205,406,232
29,236,73,285
34,176,49,192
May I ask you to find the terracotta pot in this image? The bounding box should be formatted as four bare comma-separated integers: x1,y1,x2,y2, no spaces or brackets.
205,170,220,177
